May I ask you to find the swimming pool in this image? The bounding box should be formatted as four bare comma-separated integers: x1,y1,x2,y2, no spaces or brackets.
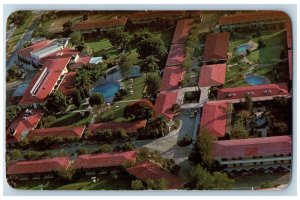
245,74,270,85
91,82,120,101
236,44,251,54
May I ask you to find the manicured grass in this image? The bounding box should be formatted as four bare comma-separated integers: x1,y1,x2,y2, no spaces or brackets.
122,75,146,101
6,12,36,56
98,102,128,123
85,38,113,53
225,30,287,87
14,174,133,190
51,112,92,127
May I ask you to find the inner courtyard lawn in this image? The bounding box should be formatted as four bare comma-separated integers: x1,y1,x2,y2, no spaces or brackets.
51,112,92,127
225,30,288,87
84,38,113,53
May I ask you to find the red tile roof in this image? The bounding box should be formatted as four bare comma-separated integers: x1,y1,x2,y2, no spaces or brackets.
288,50,292,80
160,66,185,91
6,110,44,143
17,40,52,58
72,17,128,31
7,157,71,175
129,11,186,21
166,43,186,66
18,57,71,105
217,83,289,100
285,21,292,49
87,120,147,134
218,11,289,25
198,64,226,87
73,151,137,169
69,55,91,70
58,72,76,96
200,101,229,138
27,125,86,140
127,160,185,189
39,48,79,65
203,32,230,62
172,19,193,44
212,135,292,159
154,91,178,120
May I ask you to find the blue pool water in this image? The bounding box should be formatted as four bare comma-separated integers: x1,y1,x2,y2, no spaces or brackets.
91,82,120,101
236,44,251,54
245,75,270,85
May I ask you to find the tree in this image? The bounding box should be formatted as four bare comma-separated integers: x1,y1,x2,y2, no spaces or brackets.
45,91,68,114
117,129,129,141
231,120,249,139
89,93,105,107
93,129,113,142
189,165,234,190
58,168,75,182
273,96,288,108
145,72,161,96
62,21,73,30
136,36,167,59
7,64,22,81
72,89,83,107
119,55,132,79
271,122,288,135
138,116,167,139
83,13,90,21
23,151,50,160
123,99,154,120
6,105,21,125
93,144,113,154
171,103,181,113
39,115,56,128
157,178,168,190
131,179,144,190
10,149,22,160
189,126,216,169
70,31,82,45
122,141,136,151
77,147,88,155
75,44,86,52
243,93,253,111
140,56,159,73
106,29,131,51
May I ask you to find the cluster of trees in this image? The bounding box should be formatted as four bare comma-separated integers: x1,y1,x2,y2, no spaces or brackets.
188,165,235,190
44,91,68,114
184,24,201,72
84,128,132,144
131,178,168,190
132,29,167,60
92,141,136,154
38,115,56,128
137,147,175,171
189,127,217,170
6,65,22,82
137,116,167,140
6,105,21,127
145,72,161,97
106,29,131,52
113,89,129,101
89,93,105,107
19,136,80,151
7,11,32,26
123,99,154,120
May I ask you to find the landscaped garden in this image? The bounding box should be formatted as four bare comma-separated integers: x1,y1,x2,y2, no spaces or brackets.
225,30,289,87
51,111,92,127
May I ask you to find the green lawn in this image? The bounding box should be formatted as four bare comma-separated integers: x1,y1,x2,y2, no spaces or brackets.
122,75,146,101
98,102,128,123
14,174,132,190
225,30,287,87
85,38,113,53
6,12,36,56
51,112,92,127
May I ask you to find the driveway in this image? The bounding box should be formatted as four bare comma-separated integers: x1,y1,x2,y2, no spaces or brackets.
175,109,196,141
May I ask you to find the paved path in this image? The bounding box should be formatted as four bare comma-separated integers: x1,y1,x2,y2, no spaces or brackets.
6,11,44,71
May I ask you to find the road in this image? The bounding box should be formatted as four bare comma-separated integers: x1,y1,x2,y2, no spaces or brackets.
6,11,44,71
